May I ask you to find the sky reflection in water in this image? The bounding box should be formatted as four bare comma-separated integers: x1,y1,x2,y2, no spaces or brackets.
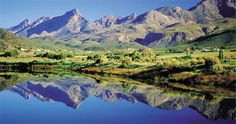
0,76,235,124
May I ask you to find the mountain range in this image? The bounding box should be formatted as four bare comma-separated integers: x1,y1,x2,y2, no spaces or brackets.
7,0,236,48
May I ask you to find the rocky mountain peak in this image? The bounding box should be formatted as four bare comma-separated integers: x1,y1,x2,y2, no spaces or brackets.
95,16,120,27
8,19,31,33
22,19,31,25
125,13,137,20
65,8,81,17
31,16,51,27
116,13,137,24
156,6,194,23
189,0,223,23
133,9,177,26
216,0,236,18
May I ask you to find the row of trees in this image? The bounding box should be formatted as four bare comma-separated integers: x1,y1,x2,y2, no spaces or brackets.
87,48,155,63
36,52,73,60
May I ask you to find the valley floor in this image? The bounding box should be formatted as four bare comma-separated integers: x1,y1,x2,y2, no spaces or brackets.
0,51,235,92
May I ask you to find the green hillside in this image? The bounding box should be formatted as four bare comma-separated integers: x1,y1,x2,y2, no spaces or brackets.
0,29,74,51
1,27,236,52
190,29,236,48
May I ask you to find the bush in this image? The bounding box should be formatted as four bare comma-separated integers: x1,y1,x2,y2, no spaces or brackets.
3,50,19,57
87,54,103,61
95,58,103,64
143,48,154,58
119,56,133,68
129,50,142,62
36,52,70,60
106,51,125,60
203,57,221,70
94,54,107,64
168,49,184,53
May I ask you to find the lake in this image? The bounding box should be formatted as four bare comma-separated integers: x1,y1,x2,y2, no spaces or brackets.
0,73,235,124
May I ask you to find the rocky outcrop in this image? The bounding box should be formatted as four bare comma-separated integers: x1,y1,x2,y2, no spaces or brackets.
217,0,236,18
132,10,178,26
189,0,236,23
134,32,164,46
157,7,195,23
8,19,31,34
117,13,137,24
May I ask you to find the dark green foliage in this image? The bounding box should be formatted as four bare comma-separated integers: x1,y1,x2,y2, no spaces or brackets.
129,50,142,62
87,54,107,64
167,48,185,53
3,50,19,57
203,57,221,71
106,51,125,60
0,74,19,91
191,29,236,48
36,52,73,60
186,48,191,57
87,54,102,61
95,58,103,64
219,48,224,60
121,57,132,66
84,46,105,51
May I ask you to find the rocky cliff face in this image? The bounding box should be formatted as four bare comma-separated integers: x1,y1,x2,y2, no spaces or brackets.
8,19,31,34
157,7,195,23
189,0,224,23
189,0,236,20
132,10,178,26
9,76,236,120
8,0,236,48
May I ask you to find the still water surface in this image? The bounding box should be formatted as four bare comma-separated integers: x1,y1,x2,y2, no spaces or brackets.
0,75,235,124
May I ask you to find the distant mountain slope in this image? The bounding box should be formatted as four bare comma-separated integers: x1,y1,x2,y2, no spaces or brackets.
7,0,236,48
0,29,74,51
190,29,236,48
0,29,145,51
0,28,30,50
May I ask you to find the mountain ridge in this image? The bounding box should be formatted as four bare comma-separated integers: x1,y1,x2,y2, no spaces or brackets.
7,0,236,48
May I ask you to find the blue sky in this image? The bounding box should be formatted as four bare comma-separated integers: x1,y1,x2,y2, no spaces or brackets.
0,0,200,28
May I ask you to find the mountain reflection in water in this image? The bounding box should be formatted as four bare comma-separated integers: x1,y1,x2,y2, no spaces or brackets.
4,75,235,121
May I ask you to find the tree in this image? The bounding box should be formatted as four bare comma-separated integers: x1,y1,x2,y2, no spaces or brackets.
4,50,19,57
219,48,224,60
130,50,142,61
204,57,220,71
94,54,107,64
186,47,191,57
143,48,154,58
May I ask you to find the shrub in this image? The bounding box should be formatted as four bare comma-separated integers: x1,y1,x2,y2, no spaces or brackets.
36,52,69,60
87,55,94,60
3,50,19,57
106,51,125,60
203,57,221,70
95,58,103,64
129,50,142,62
143,48,154,58
185,48,191,57
87,54,103,61
168,48,184,53
94,54,107,64
119,56,133,68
